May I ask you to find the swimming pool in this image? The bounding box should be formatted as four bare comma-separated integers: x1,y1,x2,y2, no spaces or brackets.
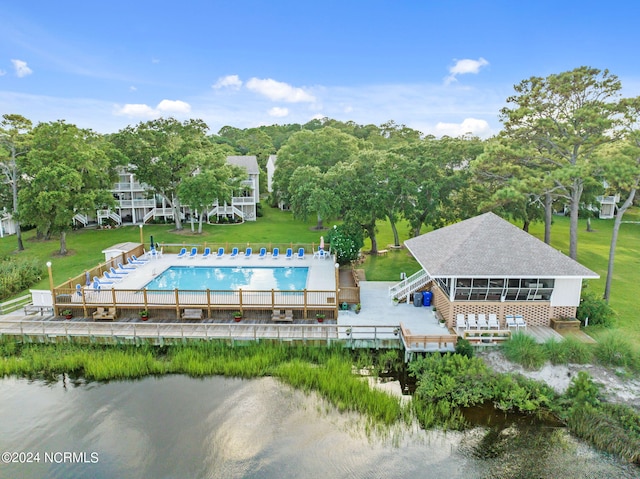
144,266,309,291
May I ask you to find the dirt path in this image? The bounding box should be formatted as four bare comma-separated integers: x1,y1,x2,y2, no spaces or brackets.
477,350,640,409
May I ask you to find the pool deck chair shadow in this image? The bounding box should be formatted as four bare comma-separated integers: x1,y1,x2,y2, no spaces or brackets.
230,247,239,259
271,247,279,259
177,248,187,259
201,247,211,259
285,248,293,260
216,247,224,259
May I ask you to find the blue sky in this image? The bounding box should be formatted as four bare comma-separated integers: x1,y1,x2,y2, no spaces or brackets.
1,1,639,138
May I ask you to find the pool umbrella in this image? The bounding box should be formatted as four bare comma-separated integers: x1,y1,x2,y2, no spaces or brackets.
85,271,91,286
319,236,324,251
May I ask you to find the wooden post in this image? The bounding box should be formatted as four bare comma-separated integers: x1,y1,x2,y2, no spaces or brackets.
303,289,307,318
143,288,148,309
271,289,275,309
46,262,57,316
175,288,180,318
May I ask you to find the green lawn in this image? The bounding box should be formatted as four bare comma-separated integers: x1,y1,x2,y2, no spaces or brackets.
1,206,638,342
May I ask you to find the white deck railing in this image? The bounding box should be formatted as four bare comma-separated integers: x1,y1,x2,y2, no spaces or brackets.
388,270,432,301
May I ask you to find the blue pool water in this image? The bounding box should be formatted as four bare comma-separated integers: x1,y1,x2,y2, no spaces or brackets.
144,266,309,291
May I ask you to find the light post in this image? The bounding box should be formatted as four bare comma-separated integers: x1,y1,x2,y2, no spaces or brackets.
139,224,144,245
334,262,340,316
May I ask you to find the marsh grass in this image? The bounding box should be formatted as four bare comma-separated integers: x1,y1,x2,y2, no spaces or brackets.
542,337,593,365
593,332,640,372
0,340,403,426
501,333,546,369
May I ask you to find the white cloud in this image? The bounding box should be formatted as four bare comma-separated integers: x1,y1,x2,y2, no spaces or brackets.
434,118,490,137
156,99,191,113
11,59,33,78
129,86,137,92
268,107,289,117
115,103,158,118
445,57,489,84
212,74,243,90
246,77,315,103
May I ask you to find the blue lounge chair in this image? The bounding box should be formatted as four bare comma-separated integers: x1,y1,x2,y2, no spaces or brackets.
230,247,239,259
177,247,187,259
94,276,115,286
110,267,128,276
104,271,122,282
244,247,252,259
92,280,102,291
285,248,293,260
296,247,305,260
201,247,211,259
272,247,279,259
258,247,267,259
188,247,198,259
215,247,224,259
127,257,144,266
118,262,136,270
131,254,148,263
76,284,82,297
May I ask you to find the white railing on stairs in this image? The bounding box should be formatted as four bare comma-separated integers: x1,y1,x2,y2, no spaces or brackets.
143,208,156,224
73,213,89,226
389,269,432,301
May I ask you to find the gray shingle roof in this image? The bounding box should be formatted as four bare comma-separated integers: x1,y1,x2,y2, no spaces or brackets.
227,156,260,174
404,212,599,278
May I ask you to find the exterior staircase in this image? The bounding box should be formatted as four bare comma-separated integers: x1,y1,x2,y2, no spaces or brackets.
207,205,244,220
72,213,89,226
97,209,122,226
389,269,432,303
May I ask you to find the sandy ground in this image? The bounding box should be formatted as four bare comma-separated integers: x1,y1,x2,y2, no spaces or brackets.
477,349,640,408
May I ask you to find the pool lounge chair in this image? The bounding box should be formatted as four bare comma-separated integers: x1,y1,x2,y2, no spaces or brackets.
296,247,305,260
258,247,267,259
477,314,488,329
131,254,148,263
127,257,144,266
201,247,211,259
272,247,279,259
110,266,128,276
118,262,136,270
244,247,252,259
515,315,527,330
456,314,467,333
93,276,115,286
488,314,500,329
230,247,239,259
467,313,478,329
285,248,293,260
177,248,188,259
505,315,517,330
188,247,198,259
103,272,122,283
215,247,224,259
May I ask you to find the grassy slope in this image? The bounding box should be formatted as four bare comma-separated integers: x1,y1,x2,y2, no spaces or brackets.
1,206,638,341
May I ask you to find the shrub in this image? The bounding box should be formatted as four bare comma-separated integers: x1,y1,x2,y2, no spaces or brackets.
594,333,640,372
576,289,616,328
565,371,600,408
502,333,546,369
0,257,44,301
542,337,592,365
326,223,364,265
455,338,474,358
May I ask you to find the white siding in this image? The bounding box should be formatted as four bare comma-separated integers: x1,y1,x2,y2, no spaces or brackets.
550,278,583,307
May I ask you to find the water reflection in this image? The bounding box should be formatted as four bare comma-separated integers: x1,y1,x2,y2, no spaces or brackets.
0,376,636,479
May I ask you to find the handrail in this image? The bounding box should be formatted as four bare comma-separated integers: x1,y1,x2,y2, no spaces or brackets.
0,295,32,315
389,270,431,299
0,320,401,344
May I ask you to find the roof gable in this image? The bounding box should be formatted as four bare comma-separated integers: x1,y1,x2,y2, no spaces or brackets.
404,212,599,278
227,155,260,174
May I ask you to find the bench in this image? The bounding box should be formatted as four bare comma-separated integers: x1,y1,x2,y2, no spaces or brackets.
377,249,388,256
93,307,117,321
271,309,294,322
181,308,203,320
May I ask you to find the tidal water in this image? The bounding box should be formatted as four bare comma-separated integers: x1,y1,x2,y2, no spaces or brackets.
0,376,637,479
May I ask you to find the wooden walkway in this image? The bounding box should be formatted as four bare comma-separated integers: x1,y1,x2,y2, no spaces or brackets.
0,319,403,348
